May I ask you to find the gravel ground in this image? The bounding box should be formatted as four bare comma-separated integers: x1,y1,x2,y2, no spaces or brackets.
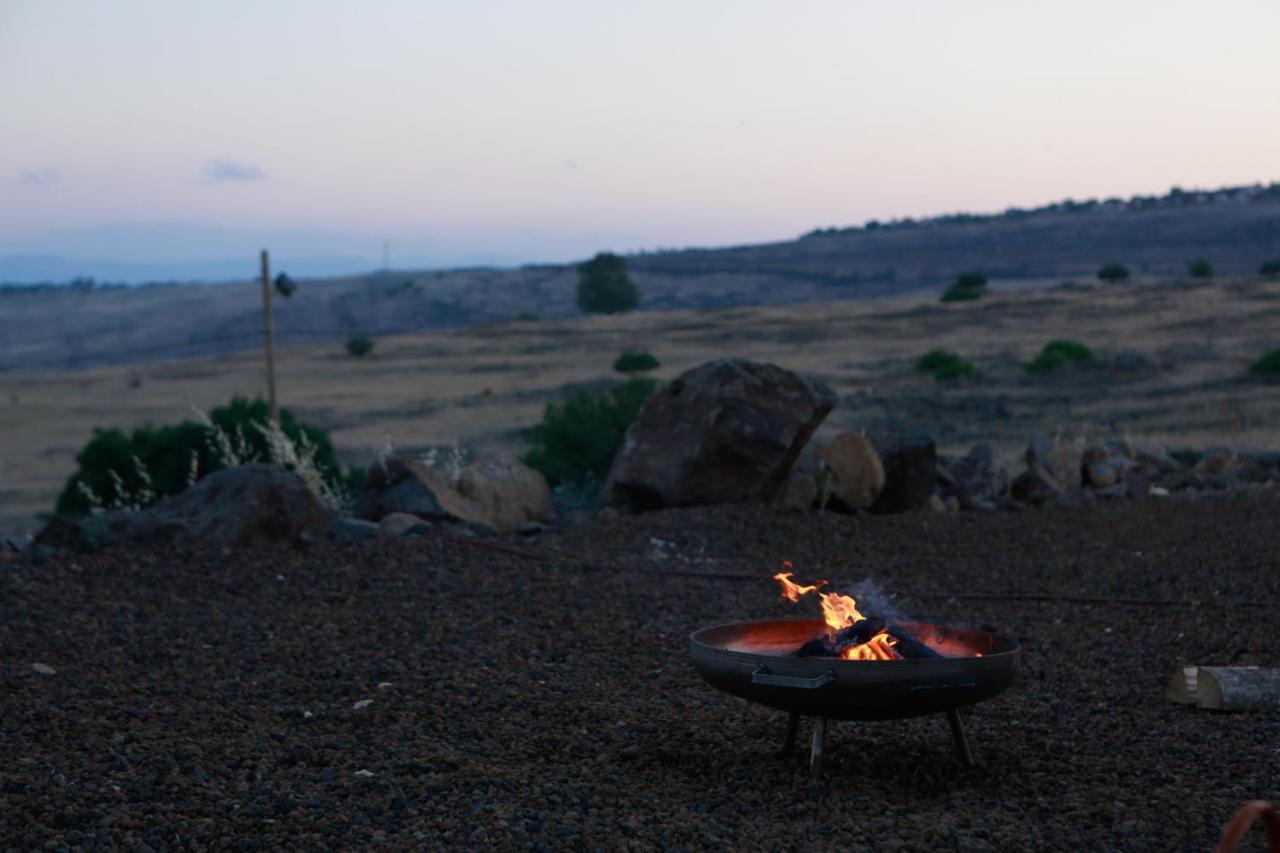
3,497,1279,851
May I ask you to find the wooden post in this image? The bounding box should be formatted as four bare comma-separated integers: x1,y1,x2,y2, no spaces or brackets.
260,249,278,423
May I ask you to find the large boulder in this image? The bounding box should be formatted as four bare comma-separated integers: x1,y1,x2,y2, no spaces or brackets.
818,432,885,511
36,464,333,551
455,457,552,532
602,359,836,510
353,456,492,529
868,430,937,514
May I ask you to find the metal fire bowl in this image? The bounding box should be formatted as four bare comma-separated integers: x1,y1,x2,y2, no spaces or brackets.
690,618,1019,722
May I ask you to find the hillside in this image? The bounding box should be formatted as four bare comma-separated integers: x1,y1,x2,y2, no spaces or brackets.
4,273,1279,537
2,186,1278,374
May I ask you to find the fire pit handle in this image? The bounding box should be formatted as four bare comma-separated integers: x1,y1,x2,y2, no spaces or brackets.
751,666,835,689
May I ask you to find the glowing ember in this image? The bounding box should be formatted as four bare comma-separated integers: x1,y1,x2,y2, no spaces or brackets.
773,564,900,660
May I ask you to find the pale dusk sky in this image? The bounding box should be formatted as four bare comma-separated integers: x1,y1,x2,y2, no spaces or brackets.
2,0,1278,277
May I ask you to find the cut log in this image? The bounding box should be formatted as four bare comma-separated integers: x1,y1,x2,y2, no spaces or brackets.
1166,666,1280,711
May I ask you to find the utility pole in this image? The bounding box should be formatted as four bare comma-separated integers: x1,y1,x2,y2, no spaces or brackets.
259,249,278,423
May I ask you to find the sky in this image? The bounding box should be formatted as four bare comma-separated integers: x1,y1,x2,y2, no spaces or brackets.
2,0,1279,280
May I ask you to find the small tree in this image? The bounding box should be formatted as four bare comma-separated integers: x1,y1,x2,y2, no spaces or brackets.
1248,349,1280,378
576,252,639,315
346,334,374,358
1026,340,1095,376
940,271,988,303
1096,263,1129,283
613,350,660,374
1187,258,1214,279
1259,260,1280,277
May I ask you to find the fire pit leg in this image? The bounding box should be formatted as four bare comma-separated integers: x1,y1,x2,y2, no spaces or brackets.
809,717,827,777
781,712,800,755
946,709,974,767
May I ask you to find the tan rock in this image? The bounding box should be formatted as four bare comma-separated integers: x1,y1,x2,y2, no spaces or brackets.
818,432,885,511
378,512,432,538
455,457,552,533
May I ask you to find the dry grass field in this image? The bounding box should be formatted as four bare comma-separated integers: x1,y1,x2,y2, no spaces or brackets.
3,275,1279,537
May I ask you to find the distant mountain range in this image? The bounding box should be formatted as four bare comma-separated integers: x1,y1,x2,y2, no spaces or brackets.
3,182,1278,374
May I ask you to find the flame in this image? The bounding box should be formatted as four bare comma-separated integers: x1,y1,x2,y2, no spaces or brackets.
772,564,828,602
774,563,900,660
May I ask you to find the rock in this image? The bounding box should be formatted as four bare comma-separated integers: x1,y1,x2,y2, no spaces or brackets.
818,432,885,511
516,521,547,536
926,494,947,513
454,457,552,532
352,699,373,710
377,512,433,539
602,359,836,510
1193,449,1240,480
777,469,818,511
1026,433,1082,488
1085,461,1118,488
32,663,57,675
36,464,333,551
868,431,937,514
1010,463,1062,506
328,517,380,543
943,444,1008,507
1055,485,1097,507
943,495,961,512
354,457,491,528
1132,447,1179,476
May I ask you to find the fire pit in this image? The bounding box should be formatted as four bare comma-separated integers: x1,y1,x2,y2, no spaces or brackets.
689,567,1020,775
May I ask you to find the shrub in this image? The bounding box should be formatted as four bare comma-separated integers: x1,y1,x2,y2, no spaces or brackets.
1026,340,1095,376
55,397,361,514
1259,260,1280,277
346,334,374,357
915,349,976,381
940,271,988,303
522,378,658,487
1187,258,1214,279
1248,348,1280,378
915,349,958,372
613,350,661,374
1096,263,1129,283
576,252,639,315
513,312,540,322
934,358,977,381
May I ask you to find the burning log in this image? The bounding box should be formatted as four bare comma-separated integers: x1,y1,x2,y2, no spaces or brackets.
793,619,948,660
795,617,887,657
885,624,944,660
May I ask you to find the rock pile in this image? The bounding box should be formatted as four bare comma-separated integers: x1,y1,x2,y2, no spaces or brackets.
35,464,333,551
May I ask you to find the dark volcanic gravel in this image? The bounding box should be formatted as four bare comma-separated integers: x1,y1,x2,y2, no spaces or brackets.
3,498,1279,851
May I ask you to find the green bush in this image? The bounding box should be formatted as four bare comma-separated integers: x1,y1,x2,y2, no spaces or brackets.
915,349,976,381
1096,263,1129,283
915,349,958,372
576,252,639,315
940,271,988,303
1187,258,1214,279
55,397,360,514
1248,348,1280,377
613,350,661,374
934,358,977,381
513,312,540,322
1259,260,1280,277
346,334,374,357
522,378,658,487
1026,340,1095,376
